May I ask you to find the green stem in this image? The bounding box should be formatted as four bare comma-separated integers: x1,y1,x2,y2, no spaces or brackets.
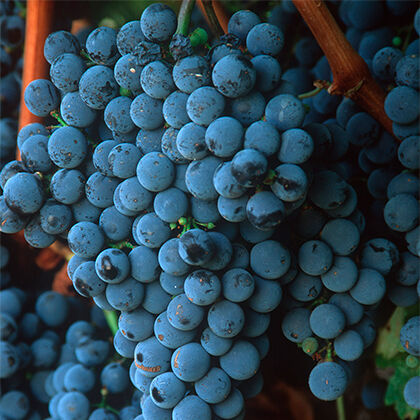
298,86,323,100
336,396,346,420
103,310,118,336
50,111,67,127
109,241,135,250
176,0,196,36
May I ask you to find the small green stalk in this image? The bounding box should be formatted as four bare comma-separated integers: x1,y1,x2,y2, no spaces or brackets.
336,396,346,420
50,111,68,127
176,0,196,36
103,310,118,336
109,241,135,250
298,86,323,100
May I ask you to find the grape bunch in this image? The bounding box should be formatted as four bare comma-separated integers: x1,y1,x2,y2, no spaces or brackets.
0,0,419,418
0,243,142,419
0,0,25,170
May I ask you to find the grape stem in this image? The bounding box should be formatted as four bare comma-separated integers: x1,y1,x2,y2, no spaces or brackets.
176,0,196,36
298,86,323,100
50,110,68,127
336,396,346,420
103,310,118,336
292,0,394,137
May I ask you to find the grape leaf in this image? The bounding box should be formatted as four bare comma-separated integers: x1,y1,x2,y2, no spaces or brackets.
384,360,419,420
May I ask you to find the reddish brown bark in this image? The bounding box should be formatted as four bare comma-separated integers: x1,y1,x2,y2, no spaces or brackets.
292,0,393,135
18,0,55,132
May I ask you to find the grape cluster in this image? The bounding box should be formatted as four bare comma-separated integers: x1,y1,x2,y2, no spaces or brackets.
0,0,25,170
0,0,419,417
0,243,141,419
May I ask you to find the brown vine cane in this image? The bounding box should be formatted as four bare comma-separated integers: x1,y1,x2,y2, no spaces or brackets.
292,0,394,136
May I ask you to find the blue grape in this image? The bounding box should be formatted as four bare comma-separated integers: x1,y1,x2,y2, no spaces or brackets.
142,281,171,314
246,22,284,56
86,26,119,66
361,379,386,410
161,127,188,164
35,291,69,327
354,315,377,349
60,91,97,128
95,248,129,284
178,229,215,266
141,60,175,99
212,388,244,419
154,310,195,349
106,277,144,311
212,54,256,98
137,152,174,192
44,31,80,64
308,362,348,401
141,395,171,420
250,239,290,279
79,65,118,110
166,293,204,331
282,67,314,95
243,121,280,157
228,10,261,42
171,342,210,382
184,269,221,306
186,86,225,126
396,55,419,89
150,372,186,409
364,131,397,165
113,329,136,358
172,55,211,94
50,169,85,205
172,395,211,420
321,257,358,293
39,199,72,235
31,338,58,369
334,330,364,361
99,206,133,241
385,86,419,124
309,170,349,211
89,409,118,420
100,363,129,394
57,392,90,420
265,94,305,131
398,135,420,170
310,304,346,339
400,316,420,356
72,198,101,223
185,156,221,200
24,79,60,117
140,3,177,43
384,193,419,232
0,341,19,378
207,300,244,338
200,327,232,357
242,308,270,337
134,336,172,378
230,148,267,188
395,252,419,286
271,163,308,203
251,54,282,92
117,177,153,213
372,47,403,81
50,53,86,93
48,126,87,169
116,21,145,55
65,321,94,347
404,376,420,409
4,173,44,215
68,222,104,258
23,215,55,247
176,122,208,161
135,213,170,249
131,94,164,131
205,117,243,158
347,111,381,146
228,90,266,126
75,338,109,366
119,307,154,342
360,238,399,275
73,261,106,297
288,271,322,302
213,162,246,199
0,312,18,341
127,246,159,285
320,219,360,256
158,238,190,276
104,96,135,134
20,134,52,173
162,90,190,128
159,271,185,296
114,54,143,92
0,391,30,420
249,275,282,313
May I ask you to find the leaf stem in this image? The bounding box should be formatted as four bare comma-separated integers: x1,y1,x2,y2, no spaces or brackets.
103,310,118,336
336,396,346,420
50,110,67,127
177,0,196,36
